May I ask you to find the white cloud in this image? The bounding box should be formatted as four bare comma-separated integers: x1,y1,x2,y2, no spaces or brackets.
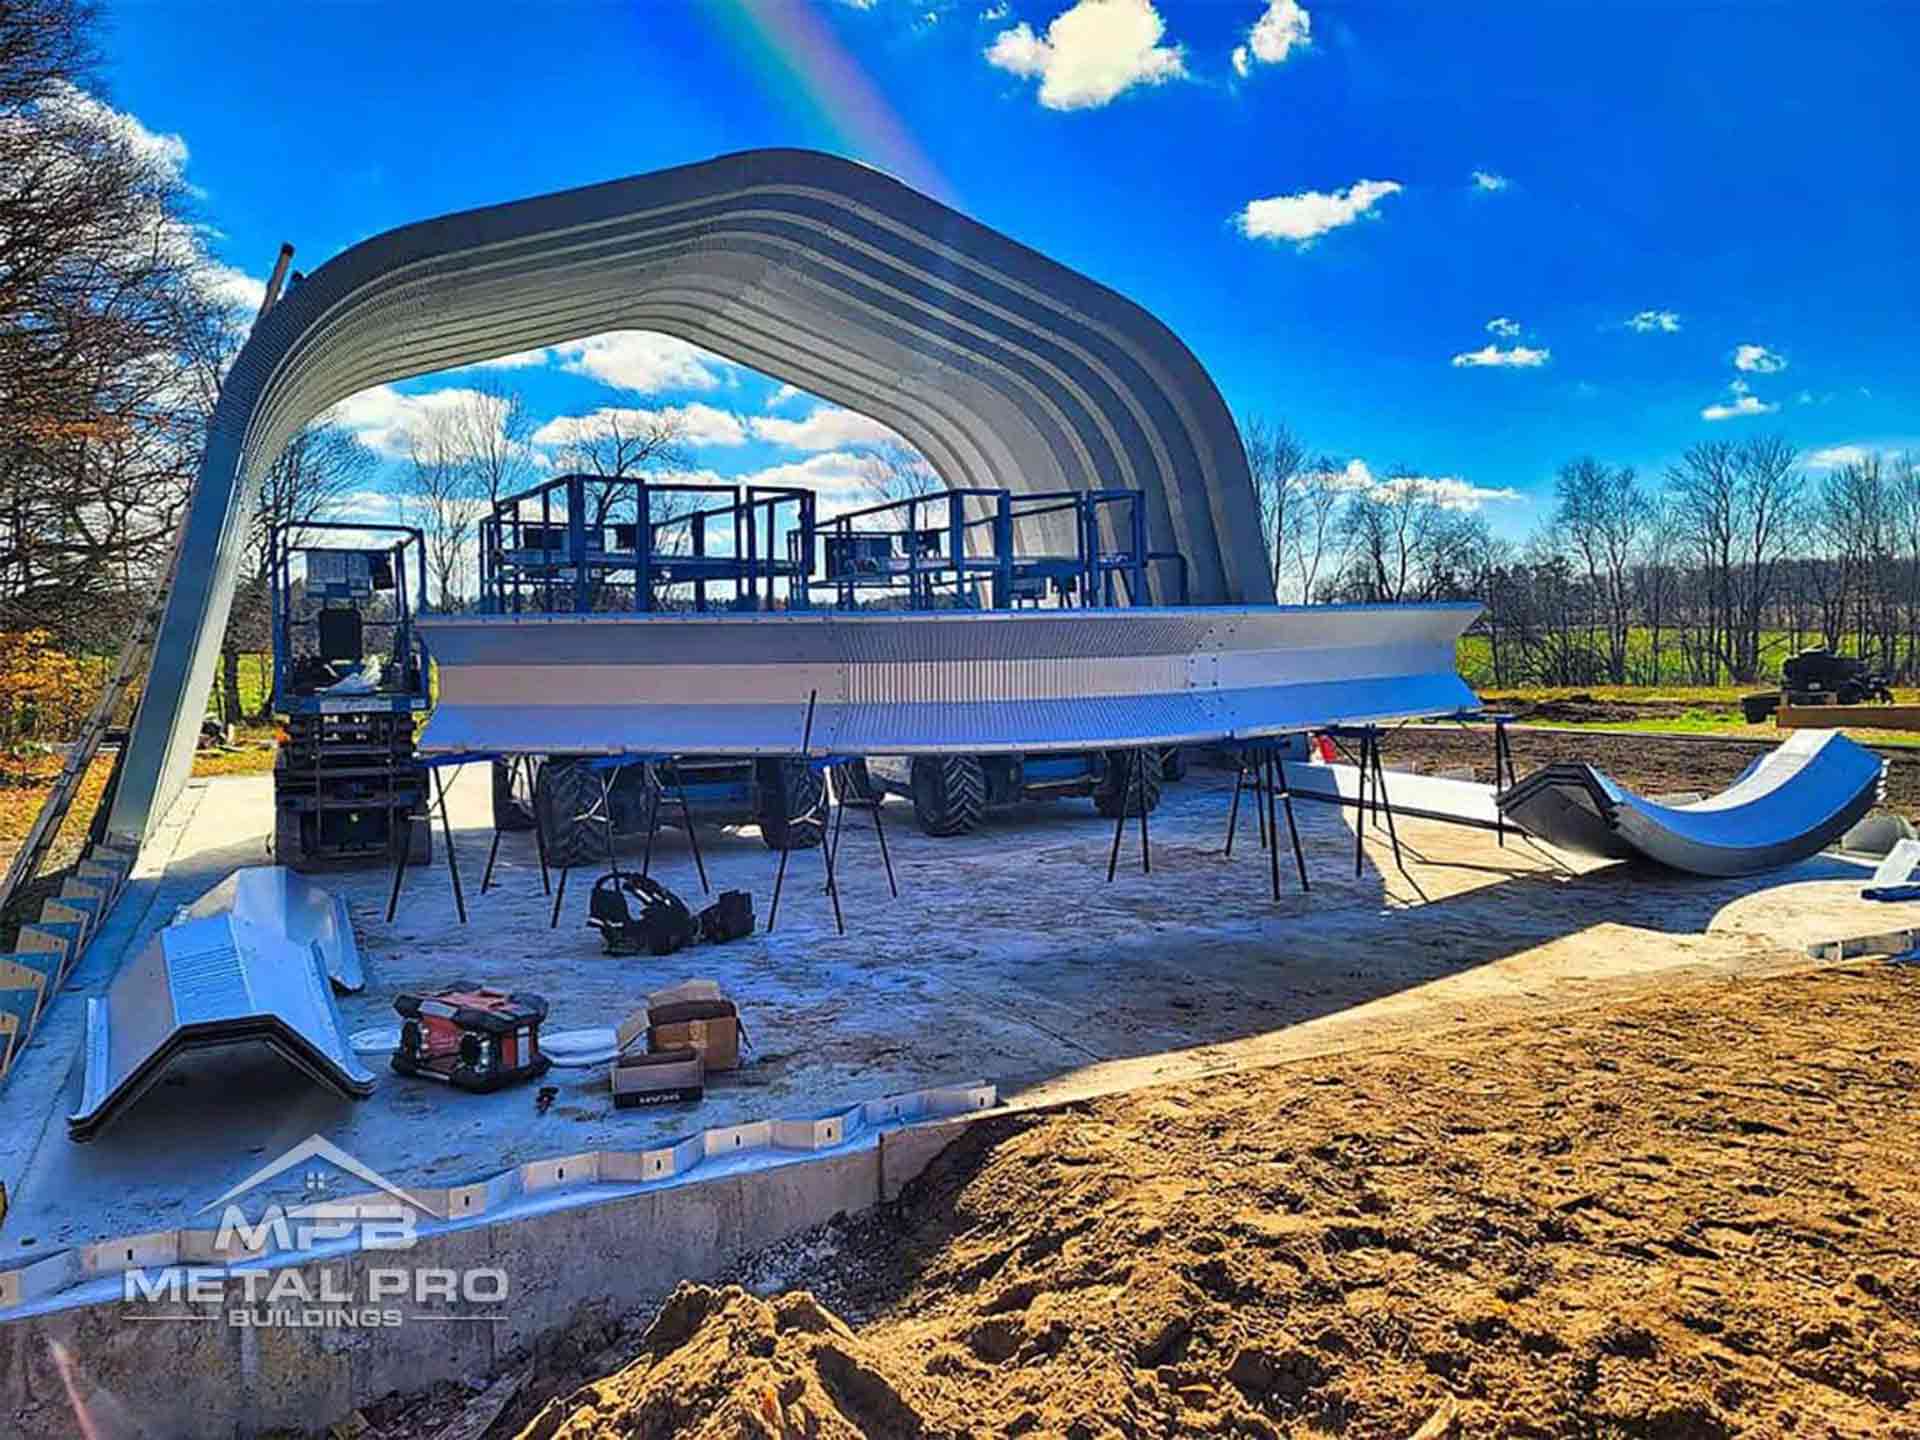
1485,316,1520,339
766,382,807,409
749,404,900,451
1733,343,1786,374
1700,384,1778,421
732,451,878,498
1450,343,1550,368
1470,170,1510,193
1234,179,1402,246
1317,458,1522,512
1806,443,1874,470
331,385,512,458
200,262,267,314
1234,0,1310,76
532,403,749,450
464,348,552,371
981,1,1010,16
1626,309,1681,334
985,0,1187,111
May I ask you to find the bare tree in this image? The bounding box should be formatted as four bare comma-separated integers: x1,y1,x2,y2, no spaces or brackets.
1665,436,1803,682
0,0,235,649
403,412,481,611
858,440,941,503
1243,415,1305,596
1289,457,1344,603
1554,457,1646,683
1336,469,1439,603
453,377,533,506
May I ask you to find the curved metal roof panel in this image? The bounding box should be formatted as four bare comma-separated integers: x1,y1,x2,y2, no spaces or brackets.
109,149,1272,842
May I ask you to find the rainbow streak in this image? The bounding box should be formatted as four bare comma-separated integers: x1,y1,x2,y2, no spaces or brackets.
713,0,958,207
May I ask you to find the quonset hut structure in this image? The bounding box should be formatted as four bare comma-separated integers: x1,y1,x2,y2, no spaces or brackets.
108,147,1476,849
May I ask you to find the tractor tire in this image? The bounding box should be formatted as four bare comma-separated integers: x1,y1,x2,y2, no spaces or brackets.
910,755,987,836
535,758,610,870
756,760,825,851
492,757,537,832
832,759,879,803
1094,750,1163,819
1159,746,1189,783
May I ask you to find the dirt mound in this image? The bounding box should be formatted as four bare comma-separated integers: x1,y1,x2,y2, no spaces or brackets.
515,1284,956,1440
400,965,1920,1440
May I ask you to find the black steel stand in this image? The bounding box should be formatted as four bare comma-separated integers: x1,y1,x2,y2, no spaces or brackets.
1105,747,1152,881
386,762,467,925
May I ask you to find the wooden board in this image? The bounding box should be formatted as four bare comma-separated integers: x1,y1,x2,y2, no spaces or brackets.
1776,704,1920,732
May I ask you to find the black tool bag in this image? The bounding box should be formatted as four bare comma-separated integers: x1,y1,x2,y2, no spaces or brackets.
697,890,755,944
589,873,698,956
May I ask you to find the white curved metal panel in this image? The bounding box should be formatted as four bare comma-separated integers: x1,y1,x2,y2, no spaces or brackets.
111,149,1274,843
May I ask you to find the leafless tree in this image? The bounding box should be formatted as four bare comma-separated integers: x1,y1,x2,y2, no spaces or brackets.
1288,457,1344,603
1553,457,1646,683
857,440,941,504
0,0,234,650
1243,415,1304,596
453,377,534,506
1336,469,1439,603
403,411,481,611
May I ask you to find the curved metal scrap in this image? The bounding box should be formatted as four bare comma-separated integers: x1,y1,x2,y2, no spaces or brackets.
110,149,1270,843
416,602,1481,757
1497,729,1885,877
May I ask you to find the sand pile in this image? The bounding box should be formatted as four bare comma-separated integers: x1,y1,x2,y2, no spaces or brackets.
488,963,1920,1439
514,1284,956,1440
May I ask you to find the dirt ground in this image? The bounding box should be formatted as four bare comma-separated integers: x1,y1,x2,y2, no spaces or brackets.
365,960,1920,1440
1391,723,1920,819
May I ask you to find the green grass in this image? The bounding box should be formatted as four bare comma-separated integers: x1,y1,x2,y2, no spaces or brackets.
1456,628,1899,690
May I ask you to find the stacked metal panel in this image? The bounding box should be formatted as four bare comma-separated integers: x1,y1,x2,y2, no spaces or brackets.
1497,730,1885,876
416,602,1482,758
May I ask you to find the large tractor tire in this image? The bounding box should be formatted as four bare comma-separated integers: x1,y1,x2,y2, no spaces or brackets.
492,757,537,832
831,759,879,804
1094,750,1163,819
910,755,987,836
535,758,611,869
755,759,825,851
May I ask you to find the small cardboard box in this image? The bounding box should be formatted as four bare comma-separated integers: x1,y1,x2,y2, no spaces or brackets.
611,1046,704,1109
640,979,744,1072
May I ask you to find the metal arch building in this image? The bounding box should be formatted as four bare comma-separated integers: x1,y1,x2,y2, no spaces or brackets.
110,148,1272,842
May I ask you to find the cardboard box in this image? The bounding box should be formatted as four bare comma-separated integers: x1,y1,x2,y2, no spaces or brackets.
611,1046,704,1109
633,979,745,1072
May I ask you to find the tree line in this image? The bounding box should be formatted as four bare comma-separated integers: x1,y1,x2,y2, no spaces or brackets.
1249,417,1920,687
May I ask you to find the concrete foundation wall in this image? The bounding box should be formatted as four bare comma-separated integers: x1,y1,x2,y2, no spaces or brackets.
0,1117,976,1439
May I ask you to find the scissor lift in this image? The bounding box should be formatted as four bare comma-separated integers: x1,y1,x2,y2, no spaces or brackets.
269,524,432,869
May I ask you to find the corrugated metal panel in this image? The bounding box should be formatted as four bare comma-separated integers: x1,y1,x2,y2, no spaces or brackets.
417,603,1481,757
110,149,1273,845
178,866,366,994
1497,730,1884,876
68,914,374,1142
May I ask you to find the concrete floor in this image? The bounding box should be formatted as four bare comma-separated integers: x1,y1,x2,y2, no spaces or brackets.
0,760,1899,1259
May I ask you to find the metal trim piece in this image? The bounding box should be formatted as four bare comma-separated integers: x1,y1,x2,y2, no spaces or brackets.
67,913,375,1142
178,866,367,994
109,148,1273,844
417,603,1481,757
1498,729,1885,877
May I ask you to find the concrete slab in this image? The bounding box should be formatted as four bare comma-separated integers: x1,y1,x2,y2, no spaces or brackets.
2,761,1899,1266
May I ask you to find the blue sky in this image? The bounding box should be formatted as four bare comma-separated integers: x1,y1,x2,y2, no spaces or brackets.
99,0,1919,534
